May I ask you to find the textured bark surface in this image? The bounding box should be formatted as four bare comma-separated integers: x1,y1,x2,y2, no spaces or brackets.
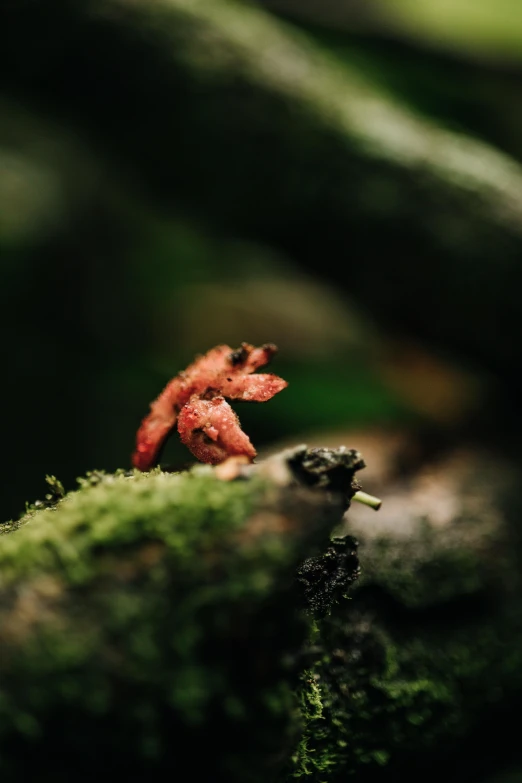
293,445,522,781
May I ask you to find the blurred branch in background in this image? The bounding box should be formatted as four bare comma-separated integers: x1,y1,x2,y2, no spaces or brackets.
258,0,522,66
258,0,522,169
1,0,521,516
2,0,522,380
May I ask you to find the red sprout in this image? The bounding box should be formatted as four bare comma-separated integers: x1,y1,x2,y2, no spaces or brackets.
132,343,287,470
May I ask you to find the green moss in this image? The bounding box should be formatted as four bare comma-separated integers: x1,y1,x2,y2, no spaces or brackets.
0,465,342,783
291,605,519,780
4,455,522,781
289,489,522,781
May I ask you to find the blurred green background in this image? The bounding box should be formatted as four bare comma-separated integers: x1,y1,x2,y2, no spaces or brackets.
1,0,522,523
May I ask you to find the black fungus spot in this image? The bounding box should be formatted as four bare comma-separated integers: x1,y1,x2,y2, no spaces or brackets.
297,536,360,617
289,446,366,508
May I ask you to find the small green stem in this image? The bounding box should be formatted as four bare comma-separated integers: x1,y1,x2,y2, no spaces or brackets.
353,490,382,511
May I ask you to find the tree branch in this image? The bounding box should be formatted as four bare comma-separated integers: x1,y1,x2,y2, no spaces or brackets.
2,0,522,377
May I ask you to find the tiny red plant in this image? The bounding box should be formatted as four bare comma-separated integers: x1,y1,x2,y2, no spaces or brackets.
133,343,288,470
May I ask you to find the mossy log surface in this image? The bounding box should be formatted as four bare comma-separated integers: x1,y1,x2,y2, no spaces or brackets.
0,450,356,783
2,0,522,377
294,447,522,781
2,445,522,781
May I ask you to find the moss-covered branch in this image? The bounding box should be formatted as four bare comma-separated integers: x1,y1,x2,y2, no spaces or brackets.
2,446,522,781
294,448,522,781
2,0,522,376
0,448,359,782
